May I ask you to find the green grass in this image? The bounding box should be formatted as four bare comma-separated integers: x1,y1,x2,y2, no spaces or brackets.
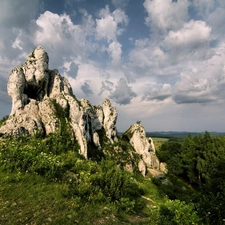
0,136,152,224
152,137,169,151
0,167,163,225
0,167,133,225
0,134,202,224
0,169,79,225
152,138,169,142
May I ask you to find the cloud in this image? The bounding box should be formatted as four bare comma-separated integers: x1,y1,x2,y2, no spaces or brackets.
36,12,80,50
173,93,217,104
128,19,213,81
0,76,9,103
110,78,137,104
172,42,225,105
0,74,11,117
0,0,39,29
192,0,215,17
164,20,211,49
81,81,94,96
111,0,129,9
143,0,189,32
107,41,122,65
96,6,128,42
112,8,129,25
96,13,117,41
67,62,79,78
172,71,212,104
207,7,225,40
34,10,96,69
163,20,212,63
143,83,172,101
95,6,128,65
99,80,114,96
0,0,39,60
127,38,173,80
128,39,157,70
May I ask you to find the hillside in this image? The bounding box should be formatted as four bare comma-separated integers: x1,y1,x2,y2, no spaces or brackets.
0,46,160,176
1,46,222,224
0,131,201,225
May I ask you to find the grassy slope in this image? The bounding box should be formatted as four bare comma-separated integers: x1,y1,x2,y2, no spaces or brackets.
0,168,168,225
0,114,201,224
0,133,168,225
0,170,77,225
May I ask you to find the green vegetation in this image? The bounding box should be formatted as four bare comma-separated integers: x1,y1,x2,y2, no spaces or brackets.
158,131,225,224
152,137,169,151
0,115,9,127
0,133,206,225
0,130,205,224
2,111,223,225
152,137,169,142
103,138,142,173
0,134,145,224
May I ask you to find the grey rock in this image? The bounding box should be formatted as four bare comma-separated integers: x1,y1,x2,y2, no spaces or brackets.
0,46,118,159
123,122,160,176
0,46,161,176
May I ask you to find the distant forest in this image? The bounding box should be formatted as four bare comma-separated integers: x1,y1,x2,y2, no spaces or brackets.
147,131,225,138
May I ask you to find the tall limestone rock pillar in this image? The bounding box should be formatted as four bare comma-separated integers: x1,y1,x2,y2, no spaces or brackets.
0,46,160,176
0,46,118,159
122,122,160,176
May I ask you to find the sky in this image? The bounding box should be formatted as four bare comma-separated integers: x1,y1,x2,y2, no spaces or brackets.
1,0,225,132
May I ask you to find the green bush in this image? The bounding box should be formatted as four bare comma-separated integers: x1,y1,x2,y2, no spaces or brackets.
148,200,202,225
0,115,9,127
0,134,80,180
0,128,156,222
65,159,144,215
159,200,202,225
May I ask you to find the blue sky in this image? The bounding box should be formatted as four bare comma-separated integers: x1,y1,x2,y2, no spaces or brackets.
1,0,225,132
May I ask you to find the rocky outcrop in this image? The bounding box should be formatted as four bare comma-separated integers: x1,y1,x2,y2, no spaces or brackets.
122,122,160,176
0,46,118,159
102,99,118,143
0,46,161,176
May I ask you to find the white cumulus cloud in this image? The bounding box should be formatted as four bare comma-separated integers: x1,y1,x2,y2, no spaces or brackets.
96,6,128,41
107,41,122,65
143,0,189,32
164,20,211,49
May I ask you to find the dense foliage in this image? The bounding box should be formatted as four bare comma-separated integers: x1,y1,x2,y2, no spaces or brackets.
0,133,148,224
158,131,225,224
1,112,219,224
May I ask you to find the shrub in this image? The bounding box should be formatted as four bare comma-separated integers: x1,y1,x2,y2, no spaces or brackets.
0,115,9,127
159,200,202,225
148,200,202,225
0,134,80,180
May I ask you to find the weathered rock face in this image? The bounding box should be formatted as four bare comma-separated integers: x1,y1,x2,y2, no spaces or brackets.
0,46,118,159
0,46,161,176
122,123,160,176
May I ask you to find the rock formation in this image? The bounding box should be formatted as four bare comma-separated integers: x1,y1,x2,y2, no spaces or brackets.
122,122,160,176
0,46,117,159
0,46,161,176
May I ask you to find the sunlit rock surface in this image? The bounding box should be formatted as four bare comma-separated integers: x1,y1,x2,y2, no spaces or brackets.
0,46,118,159
123,122,160,176
0,46,161,175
